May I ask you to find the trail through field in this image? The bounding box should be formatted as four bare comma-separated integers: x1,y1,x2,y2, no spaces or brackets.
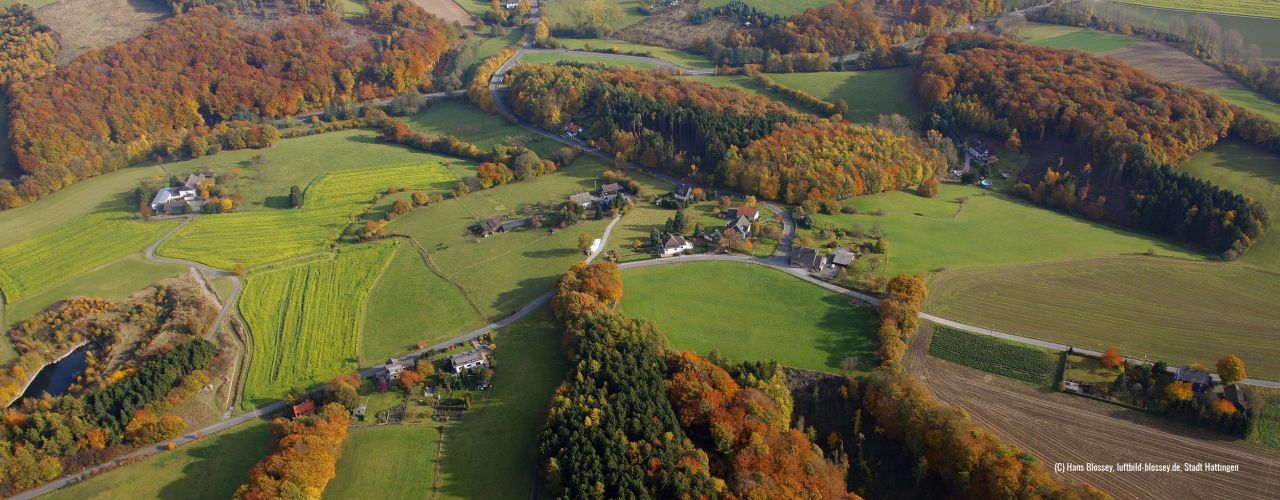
905,325,1280,499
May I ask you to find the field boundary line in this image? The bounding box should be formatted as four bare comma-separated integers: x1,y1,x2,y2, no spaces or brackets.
354,240,404,366
394,235,486,321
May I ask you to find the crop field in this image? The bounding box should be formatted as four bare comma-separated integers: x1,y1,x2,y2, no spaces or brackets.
406,0,472,24
388,155,613,321
404,100,560,156
1250,401,1280,449
619,262,880,374
239,241,398,404
324,426,439,500
1022,22,1141,53
1108,0,1280,19
0,210,178,302
809,183,1199,276
1095,2,1280,58
768,68,924,123
361,243,484,362
46,418,272,500
517,51,660,69
554,39,714,68
906,329,1280,499
159,163,456,270
928,325,1060,386
926,256,1280,379
701,0,833,16
1180,141,1280,272
436,306,567,499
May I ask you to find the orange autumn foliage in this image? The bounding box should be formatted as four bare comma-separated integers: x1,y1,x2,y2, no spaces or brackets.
1101,347,1124,369
666,353,853,499
235,403,350,500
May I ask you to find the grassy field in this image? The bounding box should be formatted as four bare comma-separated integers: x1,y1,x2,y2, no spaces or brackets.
701,0,834,16
340,0,367,16
1108,0,1280,19
1102,2,1280,58
436,306,567,499
0,0,60,7
3,255,185,332
517,51,659,69
542,0,646,32
1210,89,1280,122
619,262,880,374
388,155,611,321
808,183,1199,276
554,38,714,68
404,99,561,156
46,418,271,500
0,166,169,248
1022,22,1141,52
926,256,1280,379
1063,354,1123,384
928,325,1060,386
159,162,456,270
324,425,439,500
1180,141,1280,273
0,210,179,301
239,241,398,405
360,243,484,362
767,67,924,123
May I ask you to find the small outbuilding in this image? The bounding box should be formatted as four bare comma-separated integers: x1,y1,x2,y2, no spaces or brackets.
598,183,625,197
290,400,315,419
569,192,597,208
1174,367,1214,394
790,247,826,271
831,249,856,268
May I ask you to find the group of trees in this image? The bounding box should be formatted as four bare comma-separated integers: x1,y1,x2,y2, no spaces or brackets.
506,63,794,181
167,0,340,15
724,121,945,204
1,2,457,209
0,4,57,88
235,402,350,499
919,33,1269,258
543,261,852,497
0,339,216,494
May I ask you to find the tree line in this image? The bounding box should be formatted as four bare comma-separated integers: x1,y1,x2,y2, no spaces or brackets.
918,33,1270,258
235,402,350,499
1,1,457,210
541,261,852,498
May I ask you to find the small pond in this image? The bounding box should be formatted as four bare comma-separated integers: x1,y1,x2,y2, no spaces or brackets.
16,347,88,403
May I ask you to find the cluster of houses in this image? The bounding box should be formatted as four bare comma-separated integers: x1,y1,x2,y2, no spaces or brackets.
149,172,213,216
569,182,630,210
790,246,857,272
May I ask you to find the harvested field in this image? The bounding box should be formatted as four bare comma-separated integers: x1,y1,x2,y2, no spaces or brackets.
905,325,1280,499
409,0,473,25
615,3,735,50
37,0,169,65
1104,41,1245,90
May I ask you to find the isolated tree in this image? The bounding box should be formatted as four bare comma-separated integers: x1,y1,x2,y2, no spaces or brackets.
391,199,413,217
1005,128,1022,152
411,191,428,207
577,233,593,254
399,370,423,391
289,185,304,208
534,18,550,43
1165,381,1193,401
139,201,153,221
918,177,939,198
1215,355,1246,386
744,195,757,206
1101,347,1124,369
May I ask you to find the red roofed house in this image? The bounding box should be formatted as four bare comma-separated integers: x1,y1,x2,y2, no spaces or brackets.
291,399,315,419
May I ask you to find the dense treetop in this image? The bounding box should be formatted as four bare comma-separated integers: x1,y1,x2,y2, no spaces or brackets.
0,4,57,88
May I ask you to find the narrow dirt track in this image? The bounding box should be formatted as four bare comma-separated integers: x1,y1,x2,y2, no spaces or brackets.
905,326,1280,499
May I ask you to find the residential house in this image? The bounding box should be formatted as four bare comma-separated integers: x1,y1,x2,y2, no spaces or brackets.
733,206,759,221
661,234,692,256
183,172,211,189
383,358,406,381
450,351,489,374
598,183,624,197
503,1,519,8
673,184,695,202
790,247,827,271
831,249,856,268
290,400,315,419
499,218,529,232
726,215,752,238
563,123,583,137
966,140,991,165
150,186,202,215
1174,366,1214,394
569,192,597,208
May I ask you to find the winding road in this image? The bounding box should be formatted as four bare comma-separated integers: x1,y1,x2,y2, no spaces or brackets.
144,216,243,341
